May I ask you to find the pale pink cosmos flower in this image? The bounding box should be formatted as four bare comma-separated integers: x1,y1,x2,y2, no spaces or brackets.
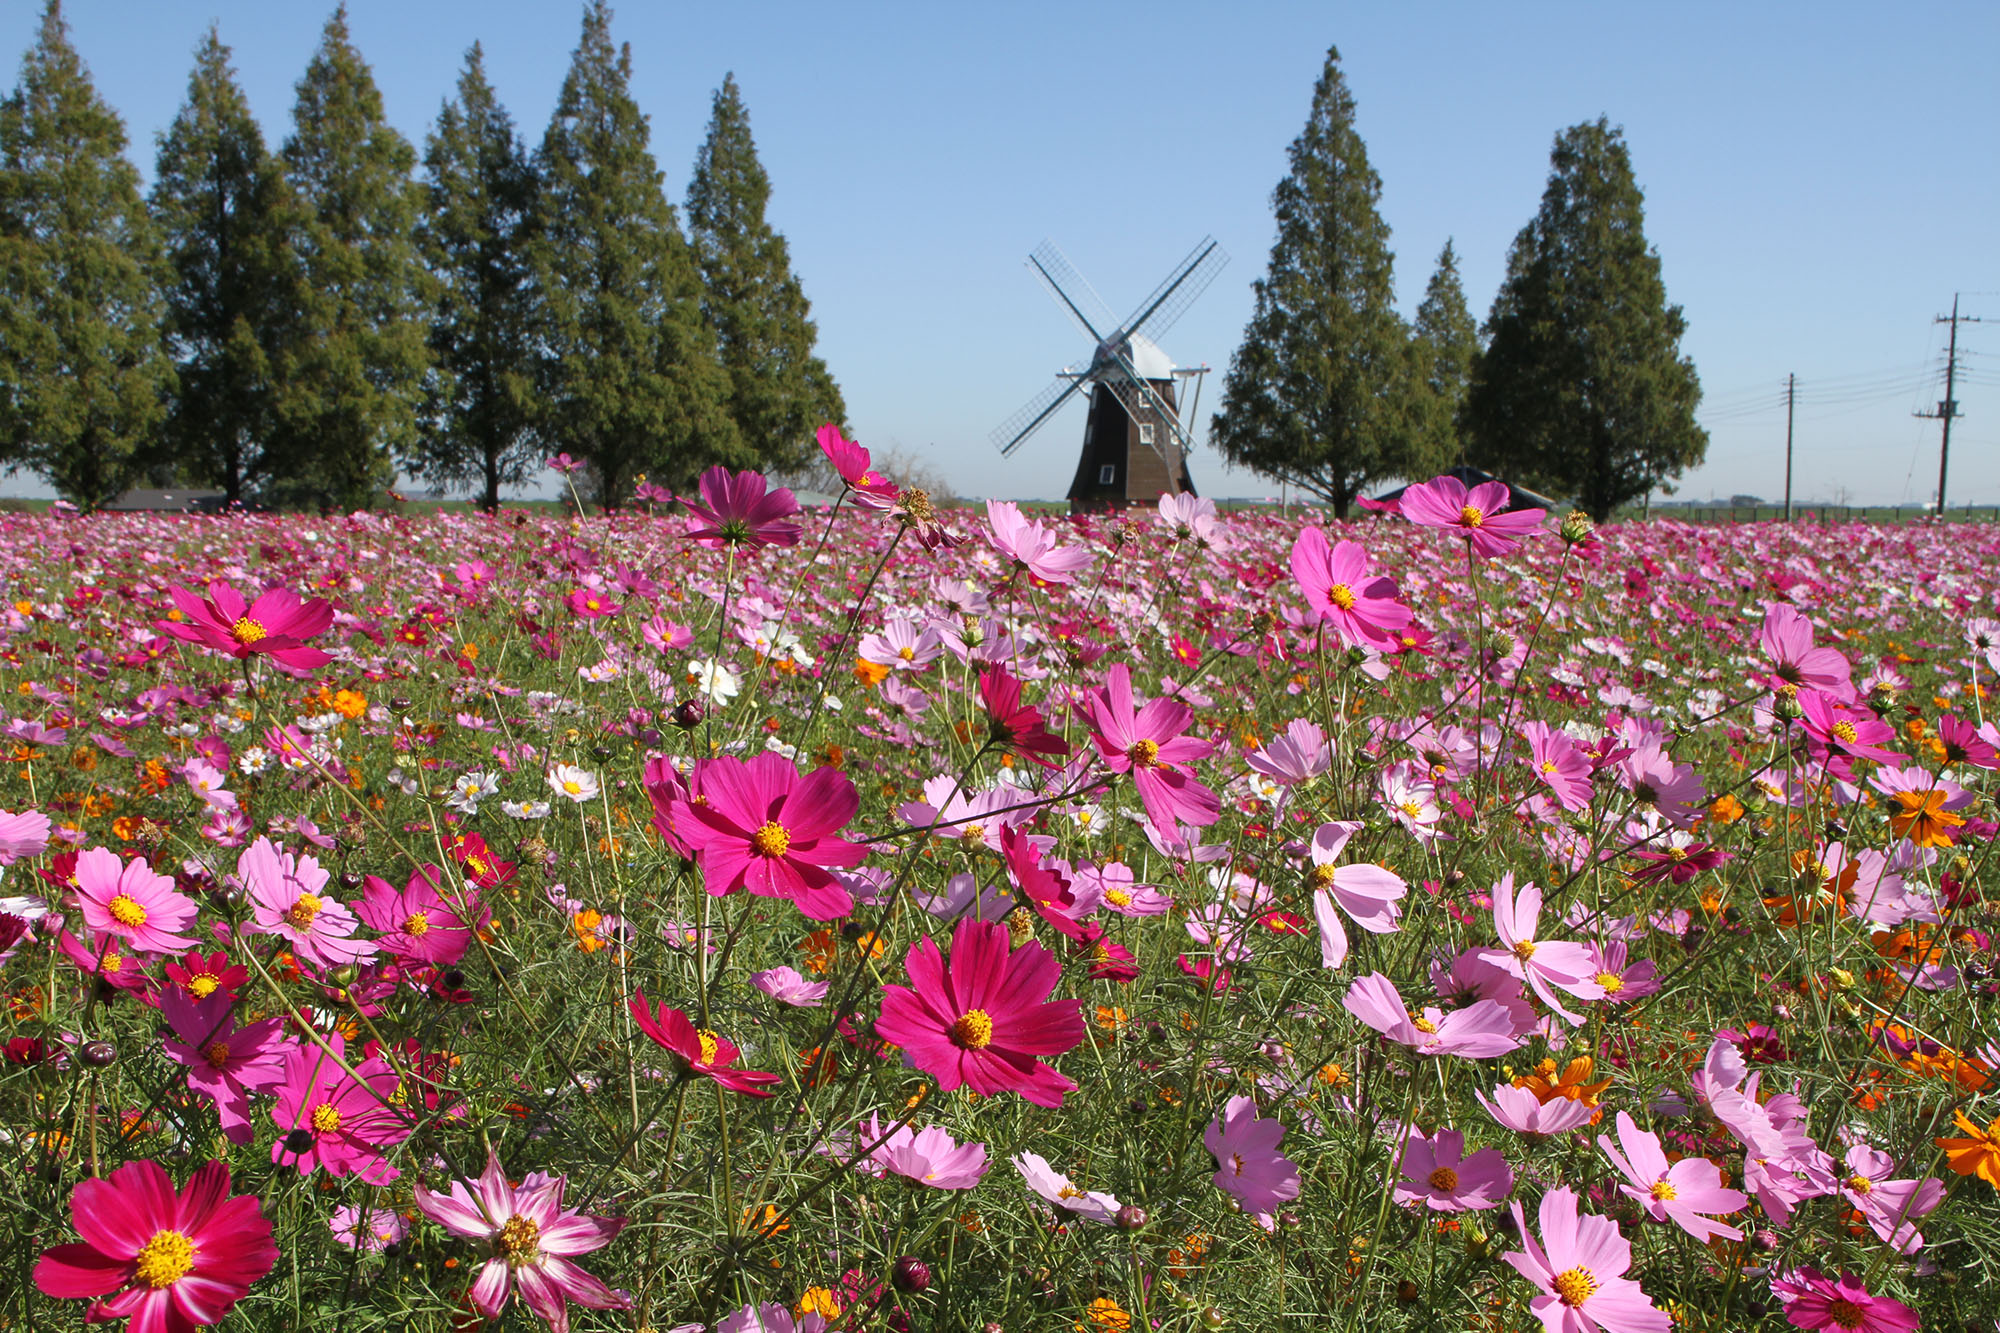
1379,762,1444,842
1205,1094,1301,1217
1245,718,1331,786
858,618,944,672
239,836,377,969
1305,820,1405,968
985,500,1094,584
1504,1186,1670,1333
847,1114,988,1190
413,1150,629,1330
1084,663,1220,831
717,1304,828,1333
1616,746,1707,828
72,846,199,955
1477,874,1604,1025
1477,1084,1597,1136
1396,1128,1512,1211
1157,492,1218,545
1760,603,1854,699
1596,1112,1745,1242
1400,474,1546,560
1289,526,1410,649
1344,972,1523,1059
0,806,51,863
1838,1144,1943,1255
751,964,829,1007
1013,1151,1122,1224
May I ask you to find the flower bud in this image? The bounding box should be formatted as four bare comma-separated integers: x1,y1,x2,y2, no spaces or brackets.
1201,1308,1226,1330
670,699,705,730
1773,692,1804,722
79,1040,116,1069
1559,510,1596,545
891,1256,931,1293
1115,1205,1149,1231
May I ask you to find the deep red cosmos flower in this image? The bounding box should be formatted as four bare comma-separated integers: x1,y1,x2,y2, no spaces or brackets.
155,581,335,670
977,665,1069,768
629,991,781,1096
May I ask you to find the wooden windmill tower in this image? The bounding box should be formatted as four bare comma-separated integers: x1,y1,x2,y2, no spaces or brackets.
991,238,1227,511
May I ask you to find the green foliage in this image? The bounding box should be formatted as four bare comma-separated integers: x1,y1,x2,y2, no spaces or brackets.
150,25,298,504
686,73,845,477
1210,46,1414,518
1463,118,1706,521
269,4,428,511
1407,239,1476,475
0,1,174,508
533,1,739,507
413,43,543,512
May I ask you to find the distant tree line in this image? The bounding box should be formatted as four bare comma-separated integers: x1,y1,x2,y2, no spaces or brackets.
0,1,843,511
1213,46,1704,521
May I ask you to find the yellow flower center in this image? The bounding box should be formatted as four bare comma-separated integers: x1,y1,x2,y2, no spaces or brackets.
1540,760,1559,773
286,893,322,931
1428,1166,1460,1192
188,974,219,998
230,617,267,646
107,894,148,928
1398,800,1423,819
402,912,431,937
1458,505,1486,528
310,1103,341,1136
697,1030,720,1066
1309,863,1339,889
1831,721,1859,744
1411,1015,1438,1034
1127,738,1161,768
1058,1185,1085,1199
133,1229,196,1288
563,780,583,795
951,1009,995,1049
1551,1267,1598,1306
1105,888,1132,907
960,823,985,843
1512,937,1538,961
498,1213,541,1266
751,821,792,857
205,1041,232,1068
897,645,915,661
1327,583,1357,611
1596,971,1625,994
1847,1174,1873,1195
1649,1180,1677,1201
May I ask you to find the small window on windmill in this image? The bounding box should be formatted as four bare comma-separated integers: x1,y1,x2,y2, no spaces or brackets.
1098,465,1116,485
1138,423,1156,446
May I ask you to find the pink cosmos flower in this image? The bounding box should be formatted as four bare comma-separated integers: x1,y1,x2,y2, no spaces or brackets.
1504,1186,1670,1333
1937,712,1999,769
1596,1111,1745,1242
1797,690,1902,764
875,916,1085,1109
1084,663,1220,831
414,1150,629,1331
751,964,829,1007
73,846,199,954
1399,474,1546,559
1305,820,1406,968
1477,1084,1597,1136
0,806,51,863
564,586,621,619
156,580,335,669
270,1032,411,1184
671,752,867,921
1289,525,1411,649
1205,1094,1301,1217
1616,746,1707,828
1760,603,1854,699
1838,1144,1943,1255
858,618,944,672
1477,874,1605,1024
628,992,782,1096
848,1114,989,1189
1396,1128,1513,1211
1522,721,1594,811
353,864,484,966
998,825,1090,940
818,422,900,507
1157,492,1219,545
161,988,291,1144
1013,1151,1122,1224
1770,1268,1918,1333
1245,717,1331,786
239,836,377,970
1583,942,1660,1004
718,1305,828,1333
985,500,1094,584
1343,972,1523,1059
34,1158,277,1333
682,465,802,549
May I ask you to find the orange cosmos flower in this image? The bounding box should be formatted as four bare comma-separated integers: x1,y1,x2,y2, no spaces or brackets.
1937,1110,2000,1187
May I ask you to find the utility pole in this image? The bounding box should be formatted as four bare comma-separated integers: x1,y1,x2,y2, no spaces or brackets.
1782,372,1796,522
1916,295,1984,513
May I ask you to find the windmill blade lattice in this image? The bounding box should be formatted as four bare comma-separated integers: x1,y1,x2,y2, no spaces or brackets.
990,374,1088,457
1119,236,1227,347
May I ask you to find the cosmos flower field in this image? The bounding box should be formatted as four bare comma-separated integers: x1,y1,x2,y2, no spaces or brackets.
3,447,1999,1333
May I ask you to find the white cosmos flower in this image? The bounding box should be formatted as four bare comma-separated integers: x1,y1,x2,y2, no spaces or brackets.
547,764,600,804
686,658,741,706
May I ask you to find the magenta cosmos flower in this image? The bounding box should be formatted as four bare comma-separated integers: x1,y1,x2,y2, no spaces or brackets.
818,422,900,507
73,846,199,955
1597,1112,1746,1242
1206,1094,1301,1216
682,465,802,548
161,989,291,1144
354,864,484,966
978,664,1070,768
414,1151,629,1332
875,916,1085,1109
1505,1187,1670,1333
1083,663,1220,832
1770,1268,1918,1333
628,991,781,1097
985,500,1094,584
1289,526,1411,649
155,580,334,669
1399,474,1546,559
1760,603,1853,699
1797,690,1902,764
270,1033,410,1184
35,1158,277,1333
671,752,867,921
239,836,376,970
1396,1128,1513,1211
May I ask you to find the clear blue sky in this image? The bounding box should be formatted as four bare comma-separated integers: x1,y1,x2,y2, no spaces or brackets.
5,1,1997,507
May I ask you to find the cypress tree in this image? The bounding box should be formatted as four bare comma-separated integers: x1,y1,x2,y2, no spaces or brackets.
1209,45,1411,518
1464,118,1705,520
270,4,427,510
686,73,843,475
534,1,738,506
1407,238,1477,476
150,25,297,504
0,1,174,508
415,43,542,511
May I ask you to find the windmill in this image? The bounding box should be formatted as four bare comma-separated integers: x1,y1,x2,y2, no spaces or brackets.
990,237,1228,511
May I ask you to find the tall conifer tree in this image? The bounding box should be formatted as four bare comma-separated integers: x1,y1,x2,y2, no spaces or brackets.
1464,118,1704,519
271,5,427,510
534,1,737,505
0,1,174,507
1210,45,1411,517
151,25,297,503
1407,239,1477,475
686,74,843,475
415,43,541,511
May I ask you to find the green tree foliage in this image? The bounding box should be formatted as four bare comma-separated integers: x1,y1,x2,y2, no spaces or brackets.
414,43,542,512
686,73,843,476
270,4,428,510
0,2,173,508
1407,239,1477,475
534,1,738,507
150,25,297,504
1464,118,1705,520
1210,45,1412,517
